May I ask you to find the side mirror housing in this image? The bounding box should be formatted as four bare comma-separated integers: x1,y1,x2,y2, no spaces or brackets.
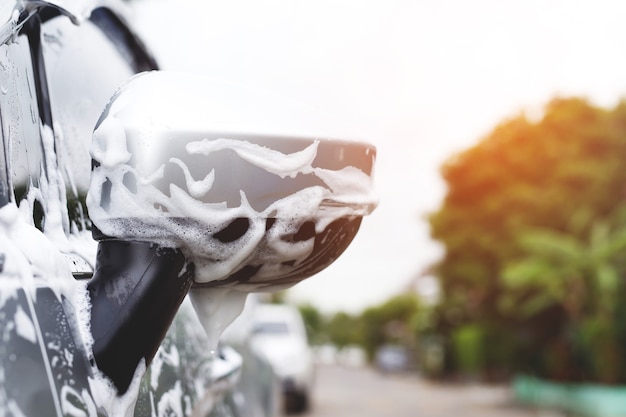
86,71,377,393
88,71,377,290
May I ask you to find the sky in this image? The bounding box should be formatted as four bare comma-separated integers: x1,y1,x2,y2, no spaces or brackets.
133,0,626,313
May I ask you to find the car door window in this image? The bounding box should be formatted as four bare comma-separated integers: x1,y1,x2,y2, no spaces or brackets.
42,9,151,234
0,32,47,228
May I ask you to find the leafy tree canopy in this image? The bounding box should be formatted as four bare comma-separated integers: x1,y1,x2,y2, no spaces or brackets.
429,97,626,382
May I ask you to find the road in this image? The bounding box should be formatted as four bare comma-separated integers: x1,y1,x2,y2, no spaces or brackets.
301,365,561,417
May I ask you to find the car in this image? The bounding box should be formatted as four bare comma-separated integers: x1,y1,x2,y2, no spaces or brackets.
0,1,377,416
375,345,412,374
251,304,315,414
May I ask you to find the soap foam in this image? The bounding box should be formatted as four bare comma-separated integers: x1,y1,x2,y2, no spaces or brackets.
88,129,376,290
188,287,248,356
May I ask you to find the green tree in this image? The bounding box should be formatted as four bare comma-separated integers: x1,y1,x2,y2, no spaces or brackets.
297,304,325,345
320,293,423,362
326,312,362,350
360,293,421,361
502,215,626,382
429,97,626,381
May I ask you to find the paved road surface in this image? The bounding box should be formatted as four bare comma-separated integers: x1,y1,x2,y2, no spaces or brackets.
301,365,562,417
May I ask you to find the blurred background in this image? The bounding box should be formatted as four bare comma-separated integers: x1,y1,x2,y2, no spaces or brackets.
130,0,626,415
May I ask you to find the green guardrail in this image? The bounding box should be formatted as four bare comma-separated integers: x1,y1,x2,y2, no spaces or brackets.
513,375,626,417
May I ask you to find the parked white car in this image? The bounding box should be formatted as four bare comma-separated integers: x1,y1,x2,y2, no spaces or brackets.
251,304,315,413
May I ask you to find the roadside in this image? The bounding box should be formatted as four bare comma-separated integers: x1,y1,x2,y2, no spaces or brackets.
301,364,565,417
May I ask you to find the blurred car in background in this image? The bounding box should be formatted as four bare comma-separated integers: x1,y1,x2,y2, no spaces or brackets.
375,344,412,374
251,304,315,414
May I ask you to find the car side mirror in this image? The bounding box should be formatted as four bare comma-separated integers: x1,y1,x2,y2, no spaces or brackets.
85,71,377,393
